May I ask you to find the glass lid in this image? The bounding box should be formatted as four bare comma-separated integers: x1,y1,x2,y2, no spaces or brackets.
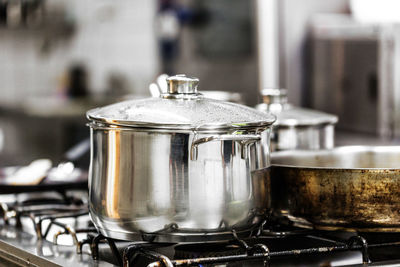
256,88,338,126
87,75,276,130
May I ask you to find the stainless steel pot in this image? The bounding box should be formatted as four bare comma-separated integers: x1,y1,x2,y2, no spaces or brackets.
256,89,338,151
87,75,276,242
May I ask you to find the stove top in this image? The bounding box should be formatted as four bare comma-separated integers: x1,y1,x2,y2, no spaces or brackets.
0,190,399,267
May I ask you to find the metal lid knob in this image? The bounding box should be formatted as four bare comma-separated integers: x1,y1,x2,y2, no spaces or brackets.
166,74,199,94
261,88,288,105
256,88,289,113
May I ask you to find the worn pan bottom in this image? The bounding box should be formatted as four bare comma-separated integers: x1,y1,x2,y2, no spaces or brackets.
271,147,400,234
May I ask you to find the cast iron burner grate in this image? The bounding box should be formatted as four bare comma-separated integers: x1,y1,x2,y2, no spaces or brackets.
80,226,400,267
174,243,244,259
0,190,96,252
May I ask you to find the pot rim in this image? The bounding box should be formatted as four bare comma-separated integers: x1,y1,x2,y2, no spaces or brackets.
271,145,400,170
87,115,275,131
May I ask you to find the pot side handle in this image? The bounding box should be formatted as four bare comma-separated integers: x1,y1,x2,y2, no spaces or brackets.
190,134,261,161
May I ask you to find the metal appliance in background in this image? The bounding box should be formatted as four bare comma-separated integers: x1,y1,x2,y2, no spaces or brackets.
87,74,275,242
256,88,337,151
309,14,400,138
271,146,400,231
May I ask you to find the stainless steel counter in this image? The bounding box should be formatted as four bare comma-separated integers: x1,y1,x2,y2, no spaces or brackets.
0,225,114,267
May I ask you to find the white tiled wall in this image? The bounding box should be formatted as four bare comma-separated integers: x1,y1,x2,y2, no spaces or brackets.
0,0,159,102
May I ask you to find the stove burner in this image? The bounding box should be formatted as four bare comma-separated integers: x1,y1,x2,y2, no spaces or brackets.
90,233,123,266
174,243,244,259
0,190,93,253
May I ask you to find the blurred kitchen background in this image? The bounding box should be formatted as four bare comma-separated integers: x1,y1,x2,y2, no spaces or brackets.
0,0,400,166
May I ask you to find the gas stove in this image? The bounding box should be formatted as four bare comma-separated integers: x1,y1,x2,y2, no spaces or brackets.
0,190,400,267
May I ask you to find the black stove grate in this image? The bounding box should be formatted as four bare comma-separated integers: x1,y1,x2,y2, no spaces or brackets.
82,231,370,267
106,229,400,267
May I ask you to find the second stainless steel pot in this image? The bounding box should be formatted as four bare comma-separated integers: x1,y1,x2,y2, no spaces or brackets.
87,75,275,242
256,89,338,151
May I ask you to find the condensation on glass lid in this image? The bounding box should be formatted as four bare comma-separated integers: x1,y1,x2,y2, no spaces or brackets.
87,97,276,129
274,106,338,127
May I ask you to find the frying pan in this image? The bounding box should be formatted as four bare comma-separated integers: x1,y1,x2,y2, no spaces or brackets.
271,146,400,231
